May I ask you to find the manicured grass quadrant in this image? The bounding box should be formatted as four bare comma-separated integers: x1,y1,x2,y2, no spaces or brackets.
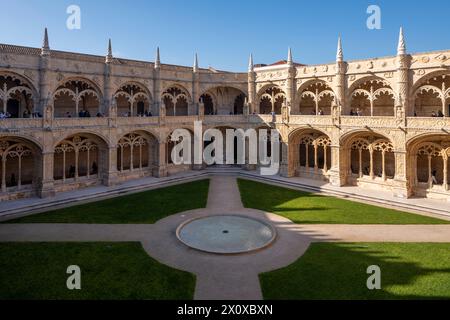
260,243,450,299
237,179,448,224
9,179,209,224
0,242,195,300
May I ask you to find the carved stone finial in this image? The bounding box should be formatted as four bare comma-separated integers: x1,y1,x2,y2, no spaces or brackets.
41,28,50,56
248,53,254,72
397,27,407,55
287,47,293,65
193,53,199,73
155,47,161,69
106,39,113,63
336,36,343,62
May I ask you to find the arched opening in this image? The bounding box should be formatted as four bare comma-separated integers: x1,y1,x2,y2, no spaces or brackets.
345,132,395,188
413,75,450,117
116,132,157,179
409,135,450,199
162,87,190,116
114,83,152,117
201,87,246,115
0,74,36,118
289,129,331,180
349,78,394,116
200,94,214,115
53,79,101,118
234,93,245,115
0,137,40,196
259,86,285,114
53,134,107,189
297,82,335,115
166,129,194,174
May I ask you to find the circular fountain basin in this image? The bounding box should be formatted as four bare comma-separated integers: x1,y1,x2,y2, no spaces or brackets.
176,215,276,254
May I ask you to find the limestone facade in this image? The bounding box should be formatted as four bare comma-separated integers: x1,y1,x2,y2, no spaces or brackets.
0,28,449,201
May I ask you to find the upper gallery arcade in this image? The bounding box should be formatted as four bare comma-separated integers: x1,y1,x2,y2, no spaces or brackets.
0,27,449,202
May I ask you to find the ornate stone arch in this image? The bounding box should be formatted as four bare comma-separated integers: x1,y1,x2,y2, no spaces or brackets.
161,85,191,116
287,128,332,177
0,71,38,117
200,86,247,115
52,78,103,118
343,131,395,181
257,85,286,114
53,133,109,183
296,80,336,115
348,76,395,116
116,130,158,173
0,136,42,192
114,82,152,116
411,72,450,116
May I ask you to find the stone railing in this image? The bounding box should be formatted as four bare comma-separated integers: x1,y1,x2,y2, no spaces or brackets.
289,115,333,126
116,116,159,126
166,115,199,125
203,115,247,124
340,116,398,128
406,117,450,130
248,114,274,124
52,118,109,128
0,118,41,130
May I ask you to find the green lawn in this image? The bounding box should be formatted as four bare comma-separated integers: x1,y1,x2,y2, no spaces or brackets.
260,243,450,299
238,179,448,224
7,179,209,224
0,242,195,300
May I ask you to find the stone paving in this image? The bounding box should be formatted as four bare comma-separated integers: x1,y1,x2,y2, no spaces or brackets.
0,175,450,300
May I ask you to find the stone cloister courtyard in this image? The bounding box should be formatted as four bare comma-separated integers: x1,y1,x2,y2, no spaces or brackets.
0,170,449,300
1,10,450,301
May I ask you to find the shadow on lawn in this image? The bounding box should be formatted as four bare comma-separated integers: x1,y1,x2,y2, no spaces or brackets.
260,240,450,300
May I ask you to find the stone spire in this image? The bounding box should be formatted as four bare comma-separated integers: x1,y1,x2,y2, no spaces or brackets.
336,36,343,62
287,47,293,65
106,39,113,63
397,27,406,55
41,27,50,56
193,53,199,73
248,53,254,72
155,47,161,69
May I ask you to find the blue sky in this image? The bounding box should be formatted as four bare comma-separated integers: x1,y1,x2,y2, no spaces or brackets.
0,0,448,71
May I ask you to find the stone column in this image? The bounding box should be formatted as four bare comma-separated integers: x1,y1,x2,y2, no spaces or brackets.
248,65,257,114
285,64,296,111
103,61,113,116
192,62,200,116
391,149,411,198
153,63,161,117
153,141,167,177
102,146,118,186
279,141,294,177
37,151,55,198
396,29,411,118
39,52,52,116
335,61,346,116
